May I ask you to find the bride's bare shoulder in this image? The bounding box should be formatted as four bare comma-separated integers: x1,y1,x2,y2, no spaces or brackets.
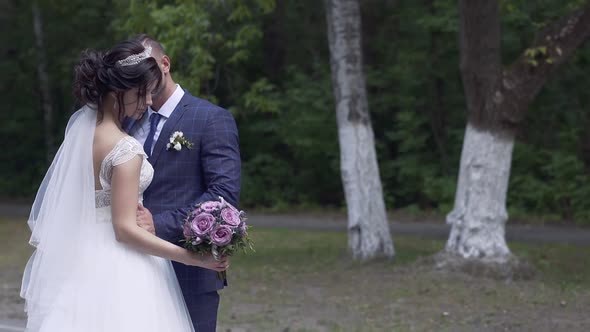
93,123,127,160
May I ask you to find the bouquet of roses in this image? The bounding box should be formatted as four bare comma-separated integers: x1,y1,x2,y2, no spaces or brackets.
181,196,252,280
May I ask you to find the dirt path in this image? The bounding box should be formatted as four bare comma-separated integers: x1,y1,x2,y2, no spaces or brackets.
248,213,590,246
2,204,590,246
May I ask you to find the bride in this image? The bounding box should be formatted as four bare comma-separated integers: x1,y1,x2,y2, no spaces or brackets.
20,39,227,332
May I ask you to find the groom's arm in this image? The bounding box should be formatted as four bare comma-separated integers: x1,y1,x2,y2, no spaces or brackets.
145,108,241,244
196,107,241,207
148,207,191,243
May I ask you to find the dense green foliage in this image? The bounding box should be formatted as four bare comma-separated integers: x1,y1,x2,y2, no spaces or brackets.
2,0,590,223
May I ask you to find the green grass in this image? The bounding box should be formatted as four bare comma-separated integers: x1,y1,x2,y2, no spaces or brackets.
233,228,590,287
218,228,590,331
1,221,590,331
511,241,590,289
0,219,33,268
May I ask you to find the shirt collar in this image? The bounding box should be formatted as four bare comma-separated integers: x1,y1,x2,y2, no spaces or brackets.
148,84,184,119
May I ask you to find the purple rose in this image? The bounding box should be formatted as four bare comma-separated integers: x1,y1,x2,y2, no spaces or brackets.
220,208,241,226
191,207,202,216
191,213,216,236
238,222,247,235
200,201,221,213
183,222,194,239
210,225,233,246
223,199,238,211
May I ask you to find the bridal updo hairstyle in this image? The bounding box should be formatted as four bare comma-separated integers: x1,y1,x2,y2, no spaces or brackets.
73,39,162,121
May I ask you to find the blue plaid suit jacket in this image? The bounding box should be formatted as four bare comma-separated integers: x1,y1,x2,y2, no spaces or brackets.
139,92,241,294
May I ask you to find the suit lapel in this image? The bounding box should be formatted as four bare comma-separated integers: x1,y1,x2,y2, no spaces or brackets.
149,94,192,165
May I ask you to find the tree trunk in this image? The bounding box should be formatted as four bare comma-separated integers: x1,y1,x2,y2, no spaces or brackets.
428,0,449,173
262,0,285,81
446,123,514,262
324,0,394,260
443,1,590,268
579,95,590,168
32,1,55,164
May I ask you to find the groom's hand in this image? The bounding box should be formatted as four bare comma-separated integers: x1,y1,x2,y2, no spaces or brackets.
136,203,156,235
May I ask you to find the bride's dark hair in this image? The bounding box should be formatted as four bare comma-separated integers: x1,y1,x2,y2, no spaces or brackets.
73,39,161,121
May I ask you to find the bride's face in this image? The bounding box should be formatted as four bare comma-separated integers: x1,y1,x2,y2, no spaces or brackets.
120,81,158,119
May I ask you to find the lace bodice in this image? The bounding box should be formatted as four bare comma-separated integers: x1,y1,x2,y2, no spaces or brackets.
95,136,153,208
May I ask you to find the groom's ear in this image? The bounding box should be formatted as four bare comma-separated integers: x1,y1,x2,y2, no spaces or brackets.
161,55,171,75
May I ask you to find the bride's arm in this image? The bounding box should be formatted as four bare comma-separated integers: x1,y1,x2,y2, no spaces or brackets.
110,155,227,271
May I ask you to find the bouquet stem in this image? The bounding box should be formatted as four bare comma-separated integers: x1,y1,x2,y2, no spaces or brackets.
212,245,227,281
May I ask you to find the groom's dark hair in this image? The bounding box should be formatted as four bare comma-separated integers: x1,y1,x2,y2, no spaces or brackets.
132,34,165,55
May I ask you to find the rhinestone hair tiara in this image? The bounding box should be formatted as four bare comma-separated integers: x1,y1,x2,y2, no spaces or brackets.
116,45,153,67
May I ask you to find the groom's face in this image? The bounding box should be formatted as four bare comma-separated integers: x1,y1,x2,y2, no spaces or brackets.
149,50,171,102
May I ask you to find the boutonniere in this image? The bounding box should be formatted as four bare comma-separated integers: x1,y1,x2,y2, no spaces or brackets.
167,131,194,151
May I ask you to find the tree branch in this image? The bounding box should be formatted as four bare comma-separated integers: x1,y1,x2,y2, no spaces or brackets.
499,3,590,124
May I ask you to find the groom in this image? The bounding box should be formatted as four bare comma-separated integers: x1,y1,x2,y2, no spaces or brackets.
127,34,241,331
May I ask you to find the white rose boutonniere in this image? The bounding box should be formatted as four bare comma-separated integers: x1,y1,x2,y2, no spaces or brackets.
167,131,193,151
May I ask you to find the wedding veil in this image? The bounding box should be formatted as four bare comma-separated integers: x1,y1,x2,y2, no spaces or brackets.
20,105,97,326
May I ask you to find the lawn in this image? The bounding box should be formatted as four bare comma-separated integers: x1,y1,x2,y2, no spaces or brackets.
0,219,33,321
1,220,589,331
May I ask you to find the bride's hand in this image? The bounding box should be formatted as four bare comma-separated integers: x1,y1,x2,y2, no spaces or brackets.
183,251,229,272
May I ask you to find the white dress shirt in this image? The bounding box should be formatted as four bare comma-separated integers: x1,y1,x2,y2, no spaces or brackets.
134,84,185,155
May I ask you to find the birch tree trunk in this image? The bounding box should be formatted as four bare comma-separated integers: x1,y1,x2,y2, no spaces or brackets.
32,1,55,164
442,0,590,270
427,0,449,173
324,0,394,260
446,124,514,262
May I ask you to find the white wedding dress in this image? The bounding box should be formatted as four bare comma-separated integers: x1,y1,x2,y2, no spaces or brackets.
21,108,195,332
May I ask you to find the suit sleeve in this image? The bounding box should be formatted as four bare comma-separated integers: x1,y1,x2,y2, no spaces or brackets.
151,207,191,243
152,107,241,244
196,107,241,207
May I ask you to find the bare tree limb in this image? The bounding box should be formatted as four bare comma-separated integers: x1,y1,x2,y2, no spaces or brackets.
459,1,590,129
499,3,590,124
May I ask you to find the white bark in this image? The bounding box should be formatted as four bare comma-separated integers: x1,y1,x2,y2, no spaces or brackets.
446,122,514,263
325,0,394,260
339,123,395,260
